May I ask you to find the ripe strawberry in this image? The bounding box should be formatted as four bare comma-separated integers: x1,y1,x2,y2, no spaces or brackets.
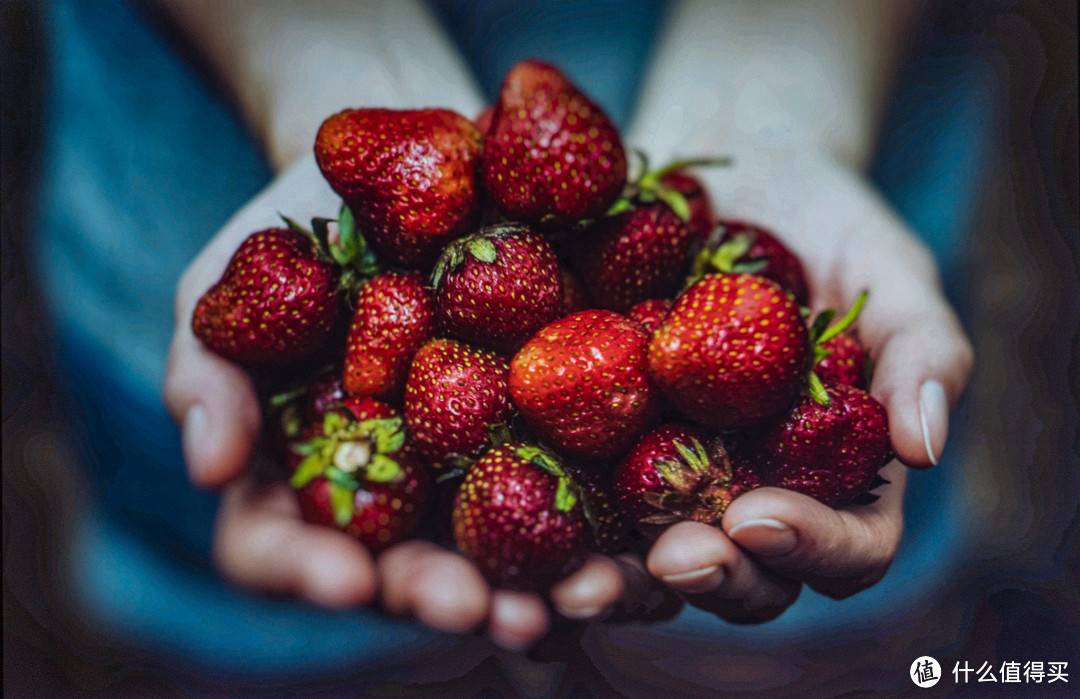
814,333,869,389
510,310,658,459
558,265,590,316
343,271,435,400
483,60,627,225
691,221,810,307
192,227,341,364
404,338,514,469
314,108,482,269
614,424,756,535
563,462,629,555
474,105,494,136
627,298,673,334
649,274,810,429
576,203,695,312
658,169,716,241
748,382,890,508
452,443,590,590
288,397,428,553
431,224,563,354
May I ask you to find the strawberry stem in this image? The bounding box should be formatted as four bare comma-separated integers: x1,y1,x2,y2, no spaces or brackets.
808,370,831,406
817,291,868,346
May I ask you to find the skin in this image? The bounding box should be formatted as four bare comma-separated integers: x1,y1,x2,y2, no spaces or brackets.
163,0,972,651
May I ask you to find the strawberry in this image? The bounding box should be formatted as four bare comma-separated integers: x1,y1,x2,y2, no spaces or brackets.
563,462,629,555
474,105,495,136
690,221,810,307
509,310,658,459
343,271,435,400
614,424,756,535
658,169,715,241
558,265,590,316
627,298,673,335
192,227,341,364
314,108,482,269
431,224,563,354
404,338,514,469
452,443,591,590
748,382,890,508
649,273,810,429
483,60,627,225
814,333,869,390
288,397,428,552
576,203,695,312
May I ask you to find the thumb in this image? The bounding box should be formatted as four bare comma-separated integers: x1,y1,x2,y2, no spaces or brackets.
859,286,973,469
164,327,261,489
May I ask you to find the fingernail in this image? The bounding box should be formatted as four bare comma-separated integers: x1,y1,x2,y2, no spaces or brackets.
661,565,723,593
182,405,207,472
555,604,604,620
918,380,947,466
728,518,798,557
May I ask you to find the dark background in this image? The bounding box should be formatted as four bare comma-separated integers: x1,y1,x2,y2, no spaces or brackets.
3,0,1077,695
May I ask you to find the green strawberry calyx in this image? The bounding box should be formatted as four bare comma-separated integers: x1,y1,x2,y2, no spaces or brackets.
283,202,381,295
429,223,531,290
806,290,869,406
289,410,408,526
685,224,770,288
641,437,739,526
510,444,604,533
606,154,731,221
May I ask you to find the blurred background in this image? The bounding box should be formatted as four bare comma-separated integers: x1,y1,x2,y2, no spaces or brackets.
3,0,1077,695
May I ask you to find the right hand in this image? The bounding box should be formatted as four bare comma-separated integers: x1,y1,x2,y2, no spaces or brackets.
163,156,668,649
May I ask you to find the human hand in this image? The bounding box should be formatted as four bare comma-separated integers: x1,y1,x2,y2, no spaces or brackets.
644,153,972,617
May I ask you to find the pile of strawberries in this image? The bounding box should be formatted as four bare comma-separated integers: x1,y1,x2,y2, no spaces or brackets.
193,60,892,592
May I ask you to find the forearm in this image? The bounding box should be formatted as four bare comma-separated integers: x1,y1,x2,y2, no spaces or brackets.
162,0,484,171
628,0,922,171
627,0,926,286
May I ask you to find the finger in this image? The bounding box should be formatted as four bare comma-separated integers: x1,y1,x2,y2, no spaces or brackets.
488,591,550,652
647,522,801,621
213,473,377,608
864,302,973,468
723,461,907,599
548,555,626,621
820,222,973,469
377,541,489,634
163,329,261,489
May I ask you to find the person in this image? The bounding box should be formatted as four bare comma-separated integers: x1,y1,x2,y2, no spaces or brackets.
38,0,975,690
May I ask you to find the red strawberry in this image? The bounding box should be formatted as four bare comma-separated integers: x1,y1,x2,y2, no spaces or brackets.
404,338,514,469
577,203,696,312
343,271,435,400
483,60,627,225
627,298,674,335
431,224,563,354
192,227,341,364
614,424,756,535
658,170,716,241
288,397,428,553
814,333,869,389
563,462,629,555
748,382,890,508
510,310,658,459
314,108,482,269
474,105,495,136
558,265,590,316
452,443,590,590
692,221,810,307
649,274,810,429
